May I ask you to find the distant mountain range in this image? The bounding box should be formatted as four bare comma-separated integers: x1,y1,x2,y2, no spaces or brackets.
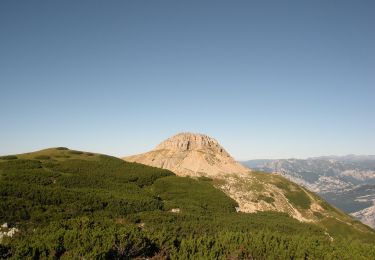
242,155,375,228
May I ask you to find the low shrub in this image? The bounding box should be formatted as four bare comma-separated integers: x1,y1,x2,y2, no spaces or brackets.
34,155,51,160
197,176,213,181
56,147,69,150
0,155,18,160
69,150,83,155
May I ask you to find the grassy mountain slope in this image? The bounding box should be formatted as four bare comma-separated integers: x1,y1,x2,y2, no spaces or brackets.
242,157,375,228
215,171,374,242
0,148,375,259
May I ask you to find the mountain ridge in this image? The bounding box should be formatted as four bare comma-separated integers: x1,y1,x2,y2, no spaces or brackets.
123,133,373,237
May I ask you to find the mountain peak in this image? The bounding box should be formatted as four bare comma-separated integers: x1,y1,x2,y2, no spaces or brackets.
155,132,230,156
123,132,249,177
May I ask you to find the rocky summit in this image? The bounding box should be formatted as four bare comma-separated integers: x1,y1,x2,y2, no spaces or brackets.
123,132,250,177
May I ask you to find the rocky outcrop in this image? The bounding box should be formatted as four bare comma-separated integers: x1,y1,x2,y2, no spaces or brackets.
351,203,375,229
123,133,250,177
0,223,19,243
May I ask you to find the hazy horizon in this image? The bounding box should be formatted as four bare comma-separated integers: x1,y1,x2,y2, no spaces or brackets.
1,1,374,159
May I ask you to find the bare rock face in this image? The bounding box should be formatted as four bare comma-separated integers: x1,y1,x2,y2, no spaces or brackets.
155,133,230,156
351,203,375,229
123,133,250,177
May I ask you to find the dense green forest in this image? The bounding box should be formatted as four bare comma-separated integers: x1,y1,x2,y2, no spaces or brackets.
1,148,375,259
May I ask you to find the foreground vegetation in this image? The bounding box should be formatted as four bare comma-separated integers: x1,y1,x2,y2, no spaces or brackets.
0,148,375,259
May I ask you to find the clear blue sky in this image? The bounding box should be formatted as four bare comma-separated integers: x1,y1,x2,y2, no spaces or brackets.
1,1,374,159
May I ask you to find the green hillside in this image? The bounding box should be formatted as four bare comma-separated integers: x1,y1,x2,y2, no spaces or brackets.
0,148,375,259
215,171,375,242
